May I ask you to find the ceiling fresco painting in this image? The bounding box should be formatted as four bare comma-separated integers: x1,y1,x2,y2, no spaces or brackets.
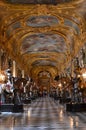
6,27,12,38
0,0,86,80
32,60,57,66
38,71,51,78
26,15,59,27
21,33,67,54
12,22,21,30
6,0,72,4
64,19,80,34
6,22,21,38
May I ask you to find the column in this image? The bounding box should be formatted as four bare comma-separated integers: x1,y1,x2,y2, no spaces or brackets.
13,61,16,77
22,70,24,78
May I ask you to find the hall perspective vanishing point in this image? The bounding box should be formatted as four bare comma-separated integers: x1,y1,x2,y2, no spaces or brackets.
0,0,86,89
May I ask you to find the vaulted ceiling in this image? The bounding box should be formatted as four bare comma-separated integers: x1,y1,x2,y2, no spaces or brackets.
0,0,86,81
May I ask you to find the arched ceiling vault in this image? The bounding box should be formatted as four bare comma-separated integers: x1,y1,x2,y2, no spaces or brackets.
0,0,86,80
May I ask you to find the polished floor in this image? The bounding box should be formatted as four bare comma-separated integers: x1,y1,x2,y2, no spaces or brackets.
0,97,86,130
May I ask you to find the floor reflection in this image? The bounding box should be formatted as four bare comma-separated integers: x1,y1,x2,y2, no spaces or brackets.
0,97,86,130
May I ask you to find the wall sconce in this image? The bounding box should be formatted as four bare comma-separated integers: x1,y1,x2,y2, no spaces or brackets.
82,72,86,80
77,74,81,78
58,83,62,87
0,71,6,83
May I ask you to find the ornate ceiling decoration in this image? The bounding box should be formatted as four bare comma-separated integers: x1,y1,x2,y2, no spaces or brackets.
21,33,67,54
0,0,86,81
26,15,59,27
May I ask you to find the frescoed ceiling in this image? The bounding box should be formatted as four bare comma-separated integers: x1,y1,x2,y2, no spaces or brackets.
6,0,72,4
0,0,86,82
21,33,67,54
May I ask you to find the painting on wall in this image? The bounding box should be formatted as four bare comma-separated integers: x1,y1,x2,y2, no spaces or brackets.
27,15,58,27
21,33,67,54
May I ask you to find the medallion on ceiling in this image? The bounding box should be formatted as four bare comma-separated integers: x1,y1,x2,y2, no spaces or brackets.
21,33,67,54
26,15,58,27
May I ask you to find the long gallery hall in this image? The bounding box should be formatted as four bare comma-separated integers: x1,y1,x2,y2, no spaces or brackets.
0,0,86,130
